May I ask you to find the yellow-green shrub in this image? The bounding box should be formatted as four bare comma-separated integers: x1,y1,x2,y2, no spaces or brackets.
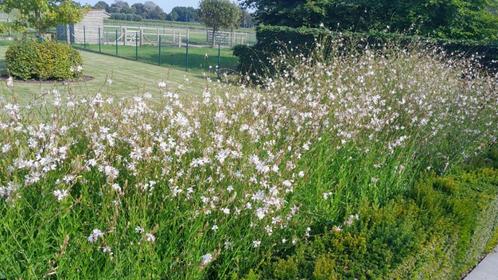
244,150,498,279
6,40,82,81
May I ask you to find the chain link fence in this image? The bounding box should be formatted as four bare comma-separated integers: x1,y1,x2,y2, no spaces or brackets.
56,24,248,74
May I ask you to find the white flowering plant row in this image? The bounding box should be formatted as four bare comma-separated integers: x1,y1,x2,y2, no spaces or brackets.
0,42,497,278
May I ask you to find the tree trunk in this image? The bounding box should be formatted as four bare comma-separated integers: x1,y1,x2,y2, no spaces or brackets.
212,26,216,48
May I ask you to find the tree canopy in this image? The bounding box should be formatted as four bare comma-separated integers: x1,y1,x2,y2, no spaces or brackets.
199,0,241,46
242,0,498,40
169,6,199,22
2,0,84,35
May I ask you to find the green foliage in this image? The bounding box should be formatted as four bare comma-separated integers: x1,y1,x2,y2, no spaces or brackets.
199,0,241,46
110,13,143,21
2,0,85,35
6,40,82,80
242,0,498,40
245,163,498,279
234,25,498,78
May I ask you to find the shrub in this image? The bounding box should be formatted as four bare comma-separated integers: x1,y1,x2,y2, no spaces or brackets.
6,40,83,81
245,161,498,279
235,25,498,78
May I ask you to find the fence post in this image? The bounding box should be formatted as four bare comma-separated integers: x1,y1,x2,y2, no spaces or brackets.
123,27,127,46
135,31,139,61
115,29,119,56
98,27,102,53
218,43,221,69
83,25,86,48
66,24,70,45
158,36,162,66
140,28,143,46
185,37,189,72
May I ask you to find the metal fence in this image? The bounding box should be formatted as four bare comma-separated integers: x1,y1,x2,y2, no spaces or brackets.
59,25,241,73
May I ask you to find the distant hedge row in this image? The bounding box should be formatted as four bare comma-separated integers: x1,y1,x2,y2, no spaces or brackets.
110,13,143,22
234,25,498,78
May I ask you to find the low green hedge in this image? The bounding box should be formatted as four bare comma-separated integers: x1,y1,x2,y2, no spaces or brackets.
235,25,498,78
6,40,83,81
237,147,498,279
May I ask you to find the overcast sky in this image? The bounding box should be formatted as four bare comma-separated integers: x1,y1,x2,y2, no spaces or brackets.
79,1,201,13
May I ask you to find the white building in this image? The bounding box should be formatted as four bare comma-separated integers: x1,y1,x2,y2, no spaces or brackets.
57,9,110,44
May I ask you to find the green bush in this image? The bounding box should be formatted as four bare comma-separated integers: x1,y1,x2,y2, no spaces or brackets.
241,148,498,279
235,25,498,78
6,40,83,81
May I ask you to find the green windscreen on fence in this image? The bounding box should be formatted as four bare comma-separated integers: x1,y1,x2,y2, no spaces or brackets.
69,26,243,74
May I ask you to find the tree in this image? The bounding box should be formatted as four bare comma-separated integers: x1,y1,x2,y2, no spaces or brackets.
142,1,166,20
199,0,241,47
240,9,255,28
242,0,498,40
131,3,145,17
93,1,109,11
2,0,84,36
109,0,133,14
169,7,199,22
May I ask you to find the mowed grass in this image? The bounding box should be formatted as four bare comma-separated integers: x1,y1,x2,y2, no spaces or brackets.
0,42,212,104
74,43,239,73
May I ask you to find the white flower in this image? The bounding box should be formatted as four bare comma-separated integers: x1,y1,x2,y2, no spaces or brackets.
282,180,292,188
253,240,261,248
158,81,167,89
6,76,13,88
305,227,311,237
106,79,113,85
145,233,156,242
111,183,122,193
135,226,144,233
211,224,218,231
53,189,69,201
2,144,11,154
200,253,213,266
345,214,360,226
322,192,332,199
102,246,113,255
256,208,266,220
103,165,119,181
87,229,104,243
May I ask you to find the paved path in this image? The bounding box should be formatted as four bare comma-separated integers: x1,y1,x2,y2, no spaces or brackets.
465,247,498,280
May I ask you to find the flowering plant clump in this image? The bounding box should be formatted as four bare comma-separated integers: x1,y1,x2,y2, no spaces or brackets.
0,42,497,278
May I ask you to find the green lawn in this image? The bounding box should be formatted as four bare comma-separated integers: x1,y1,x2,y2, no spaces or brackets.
0,42,213,104
73,43,239,73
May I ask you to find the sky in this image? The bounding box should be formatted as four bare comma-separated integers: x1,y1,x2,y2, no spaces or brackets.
80,0,201,13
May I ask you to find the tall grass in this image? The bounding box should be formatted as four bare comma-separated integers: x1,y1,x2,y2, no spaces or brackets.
0,41,496,278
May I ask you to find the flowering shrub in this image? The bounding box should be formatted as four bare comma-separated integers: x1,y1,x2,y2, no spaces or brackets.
5,40,83,81
0,41,497,278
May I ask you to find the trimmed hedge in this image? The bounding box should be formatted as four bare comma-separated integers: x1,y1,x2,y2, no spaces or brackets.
6,40,83,81
236,147,498,279
235,25,498,78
